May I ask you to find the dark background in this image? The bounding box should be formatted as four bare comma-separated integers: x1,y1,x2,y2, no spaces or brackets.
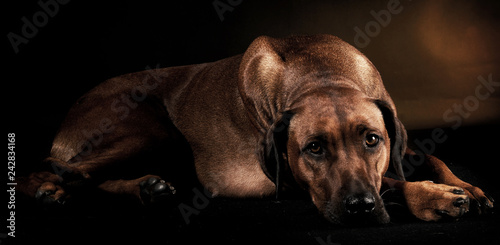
3,0,500,244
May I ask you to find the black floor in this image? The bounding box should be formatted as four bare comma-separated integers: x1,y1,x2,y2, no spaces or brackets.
5,126,500,245
10,197,500,245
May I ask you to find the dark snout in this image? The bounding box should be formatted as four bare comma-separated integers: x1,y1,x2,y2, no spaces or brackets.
321,185,390,225
338,190,390,225
343,192,376,215
320,189,390,225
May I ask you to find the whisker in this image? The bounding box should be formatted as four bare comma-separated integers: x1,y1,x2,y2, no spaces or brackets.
383,201,404,208
380,188,396,198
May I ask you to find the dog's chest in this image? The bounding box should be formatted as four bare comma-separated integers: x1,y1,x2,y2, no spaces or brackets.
196,154,276,198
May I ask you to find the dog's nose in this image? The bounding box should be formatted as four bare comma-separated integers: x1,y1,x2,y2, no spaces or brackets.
343,193,376,214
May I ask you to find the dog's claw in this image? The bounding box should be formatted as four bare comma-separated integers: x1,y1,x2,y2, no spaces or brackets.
453,197,468,207
35,189,48,200
484,192,495,204
463,186,494,215
35,182,66,206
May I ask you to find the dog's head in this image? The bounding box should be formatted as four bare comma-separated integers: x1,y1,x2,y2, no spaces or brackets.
239,35,406,224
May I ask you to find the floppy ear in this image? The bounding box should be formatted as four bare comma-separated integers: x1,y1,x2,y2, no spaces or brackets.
375,100,407,181
238,36,296,197
238,36,287,132
260,111,295,199
259,111,293,181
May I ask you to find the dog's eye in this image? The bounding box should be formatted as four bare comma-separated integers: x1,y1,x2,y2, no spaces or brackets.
365,134,380,147
307,142,323,155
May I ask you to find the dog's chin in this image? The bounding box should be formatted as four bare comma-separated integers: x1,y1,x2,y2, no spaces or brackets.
323,207,390,226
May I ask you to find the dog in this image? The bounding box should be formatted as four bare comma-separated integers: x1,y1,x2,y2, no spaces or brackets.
19,34,493,224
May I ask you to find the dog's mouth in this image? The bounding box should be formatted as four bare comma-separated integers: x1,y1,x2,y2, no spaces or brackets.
324,207,390,226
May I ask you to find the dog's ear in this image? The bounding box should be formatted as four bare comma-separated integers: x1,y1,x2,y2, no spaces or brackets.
238,37,299,197
238,36,287,132
260,111,293,181
375,100,407,181
260,111,295,199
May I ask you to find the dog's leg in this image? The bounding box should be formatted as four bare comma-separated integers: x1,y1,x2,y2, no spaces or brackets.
19,92,194,207
382,177,470,221
382,148,494,221
17,155,96,205
17,171,66,205
19,150,144,206
24,131,189,206
404,149,494,214
97,175,177,205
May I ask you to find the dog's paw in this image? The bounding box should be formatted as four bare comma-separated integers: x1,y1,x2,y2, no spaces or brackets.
34,182,66,206
461,185,494,215
403,181,469,221
139,177,176,205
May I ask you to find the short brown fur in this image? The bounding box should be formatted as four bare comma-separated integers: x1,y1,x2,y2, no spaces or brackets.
19,35,493,224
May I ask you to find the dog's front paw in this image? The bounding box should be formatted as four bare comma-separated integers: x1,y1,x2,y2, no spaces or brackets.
403,181,469,221
461,184,494,215
139,177,176,205
35,182,66,206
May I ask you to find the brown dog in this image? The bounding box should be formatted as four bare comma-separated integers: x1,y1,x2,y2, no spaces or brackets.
19,35,493,224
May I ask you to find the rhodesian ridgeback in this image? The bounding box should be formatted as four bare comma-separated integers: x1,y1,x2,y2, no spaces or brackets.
20,34,493,224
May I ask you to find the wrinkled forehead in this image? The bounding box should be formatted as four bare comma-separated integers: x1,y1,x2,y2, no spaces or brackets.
289,89,386,138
